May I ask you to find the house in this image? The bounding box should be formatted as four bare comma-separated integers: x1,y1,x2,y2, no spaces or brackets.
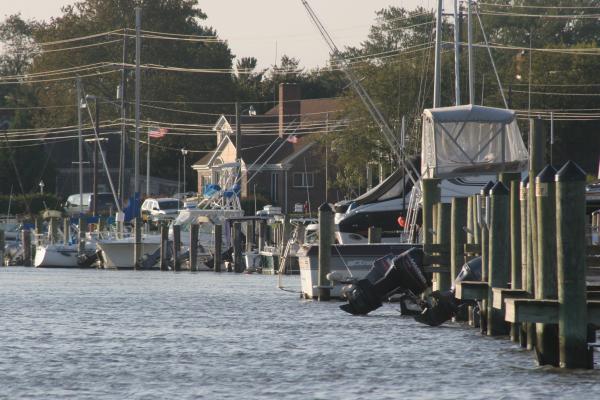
192,83,341,213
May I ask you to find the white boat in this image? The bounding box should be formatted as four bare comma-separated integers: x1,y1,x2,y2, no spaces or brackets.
34,242,96,268
96,234,161,269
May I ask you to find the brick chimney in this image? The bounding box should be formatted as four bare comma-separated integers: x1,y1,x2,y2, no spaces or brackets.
278,83,301,138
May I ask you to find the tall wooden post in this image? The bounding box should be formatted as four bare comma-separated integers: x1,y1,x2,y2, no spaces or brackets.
0,229,5,266
233,222,243,273
190,224,199,272
519,176,530,348
245,222,253,252
472,195,481,245
22,230,32,267
556,161,589,369
134,217,142,270
214,224,222,272
78,217,86,256
436,202,452,292
500,171,521,342
257,220,265,252
479,181,494,334
160,223,168,271
422,179,441,247
63,218,70,245
487,181,510,336
173,224,181,271
49,218,58,244
318,203,334,301
466,196,474,246
535,165,559,366
451,197,467,282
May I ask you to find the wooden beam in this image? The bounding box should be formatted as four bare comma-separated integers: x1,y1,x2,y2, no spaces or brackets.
455,281,489,300
505,299,600,325
492,288,531,310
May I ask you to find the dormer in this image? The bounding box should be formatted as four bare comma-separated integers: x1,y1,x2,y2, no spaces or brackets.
213,115,234,143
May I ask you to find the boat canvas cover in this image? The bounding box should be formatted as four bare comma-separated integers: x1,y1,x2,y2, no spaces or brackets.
351,168,406,206
421,104,528,178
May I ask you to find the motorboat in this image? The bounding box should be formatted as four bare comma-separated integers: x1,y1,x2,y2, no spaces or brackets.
297,243,418,299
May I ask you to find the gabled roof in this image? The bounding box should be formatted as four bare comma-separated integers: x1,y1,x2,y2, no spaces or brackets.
192,135,233,168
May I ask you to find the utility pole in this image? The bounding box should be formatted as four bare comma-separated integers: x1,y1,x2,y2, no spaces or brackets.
76,78,84,215
468,0,475,104
134,7,141,209
454,0,461,106
325,113,328,202
433,0,443,108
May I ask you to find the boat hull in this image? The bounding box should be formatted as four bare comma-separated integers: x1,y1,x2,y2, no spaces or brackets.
298,243,420,299
97,238,161,269
34,244,95,268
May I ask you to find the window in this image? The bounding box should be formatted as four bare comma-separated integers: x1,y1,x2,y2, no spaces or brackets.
293,172,314,188
271,173,279,202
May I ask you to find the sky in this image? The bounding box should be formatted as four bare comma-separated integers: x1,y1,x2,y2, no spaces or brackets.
2,0,445,69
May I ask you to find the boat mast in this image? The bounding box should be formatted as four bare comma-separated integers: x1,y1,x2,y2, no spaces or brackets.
468,0,475,104
454,0,461,106
77,77,84,215
433,0,443,108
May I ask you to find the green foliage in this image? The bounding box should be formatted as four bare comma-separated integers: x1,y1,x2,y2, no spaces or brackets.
0,193,62,216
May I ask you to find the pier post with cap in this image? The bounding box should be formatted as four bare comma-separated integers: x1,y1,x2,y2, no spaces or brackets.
160,223,168,271
173,224,181,271
233,222,243,273
214,224,222,272
556,161,590,368
190,224,199,272
534,165,559,366
318,203,333,301
134,217,142,270
22,229,32,267
479,181,494,333
63,218,70,245
435,202,452,292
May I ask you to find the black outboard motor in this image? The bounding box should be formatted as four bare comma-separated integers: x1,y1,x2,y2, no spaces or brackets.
414,256,482,326
340,248,428,315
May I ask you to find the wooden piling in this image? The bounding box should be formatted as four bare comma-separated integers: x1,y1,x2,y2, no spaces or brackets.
479,181,494,334
488,182,510,336
22,229,32,267
501,172,522,342
134,217,142,270
49,218,58,244
173,224,181,272
190,224,199,272
63,218,70,245
466,196,474,246
422,179,441,247
519,176,530,348
451,197,468,282
535,165,559,366
245,222,253,252
160,223,168,271
368,226,382,244
257,220,265,252
556,161,590,369
78,217,86,256
472,195,481,245
233,222,243,273
436,202,452,292
318,203,334,301
214,224,222,272
0,229,5,266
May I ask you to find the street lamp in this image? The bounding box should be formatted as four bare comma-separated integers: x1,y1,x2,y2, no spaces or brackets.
39,180,45,194
181,148,189,195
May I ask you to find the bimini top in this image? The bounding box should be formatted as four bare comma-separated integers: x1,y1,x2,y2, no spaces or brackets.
423,104,516,124
421,104,528,179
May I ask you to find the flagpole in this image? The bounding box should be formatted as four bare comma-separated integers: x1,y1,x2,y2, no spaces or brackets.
146,127,150,196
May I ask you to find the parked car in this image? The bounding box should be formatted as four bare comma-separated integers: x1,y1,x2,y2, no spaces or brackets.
141,198,182,226
63,193,117,216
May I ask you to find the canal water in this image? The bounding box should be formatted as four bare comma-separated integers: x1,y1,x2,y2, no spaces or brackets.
1,267,599,399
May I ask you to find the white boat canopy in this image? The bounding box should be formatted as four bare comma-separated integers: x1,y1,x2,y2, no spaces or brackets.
421,104,529,178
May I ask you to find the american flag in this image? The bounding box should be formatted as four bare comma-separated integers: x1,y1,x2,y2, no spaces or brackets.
148,127,168,139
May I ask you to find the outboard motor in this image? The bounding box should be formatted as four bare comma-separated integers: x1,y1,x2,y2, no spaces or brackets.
414,256,482,326
340,248,428,315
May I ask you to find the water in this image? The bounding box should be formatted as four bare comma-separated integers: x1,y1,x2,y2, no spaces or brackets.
1,267,599,400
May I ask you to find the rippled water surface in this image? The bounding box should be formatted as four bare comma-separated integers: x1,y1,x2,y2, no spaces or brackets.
1,267,599,399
